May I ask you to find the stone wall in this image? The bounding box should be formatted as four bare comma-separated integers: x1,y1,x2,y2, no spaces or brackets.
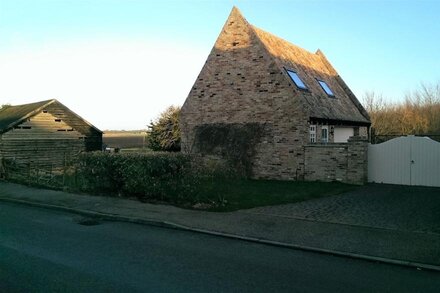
346,136,369,184
304,137,368,184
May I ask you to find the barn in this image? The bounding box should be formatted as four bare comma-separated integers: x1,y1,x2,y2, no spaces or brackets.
0,99,102,176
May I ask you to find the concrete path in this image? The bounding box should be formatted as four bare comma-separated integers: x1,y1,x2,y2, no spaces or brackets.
0,181,439,271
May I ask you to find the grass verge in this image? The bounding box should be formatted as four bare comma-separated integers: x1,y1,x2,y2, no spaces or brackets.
195,179,358,212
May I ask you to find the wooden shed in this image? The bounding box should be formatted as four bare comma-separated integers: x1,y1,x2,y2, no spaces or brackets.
0,99,102,174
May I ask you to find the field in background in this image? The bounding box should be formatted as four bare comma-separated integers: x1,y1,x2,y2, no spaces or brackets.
103,131,148,150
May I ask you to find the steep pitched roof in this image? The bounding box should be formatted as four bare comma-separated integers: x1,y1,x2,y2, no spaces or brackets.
0,99,102,135
232,7,370,125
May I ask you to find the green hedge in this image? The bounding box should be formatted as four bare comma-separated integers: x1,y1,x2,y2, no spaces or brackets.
77,152,202,203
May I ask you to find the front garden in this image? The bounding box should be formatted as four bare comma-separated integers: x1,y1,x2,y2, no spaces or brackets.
3,152,357,211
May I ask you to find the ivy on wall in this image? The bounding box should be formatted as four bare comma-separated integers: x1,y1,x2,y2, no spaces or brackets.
193,123,265,177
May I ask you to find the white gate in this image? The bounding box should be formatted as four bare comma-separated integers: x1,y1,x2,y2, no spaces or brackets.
368,136,440,187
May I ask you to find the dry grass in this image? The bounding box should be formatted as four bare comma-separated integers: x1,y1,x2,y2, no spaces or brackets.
103,131,147,149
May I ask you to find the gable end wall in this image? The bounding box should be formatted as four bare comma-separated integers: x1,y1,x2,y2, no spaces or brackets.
181,9,310,179
44,102,102,151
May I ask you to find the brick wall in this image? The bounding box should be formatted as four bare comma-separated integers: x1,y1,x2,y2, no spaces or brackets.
346,136,369,184
304,137,368,184
304,143,348,182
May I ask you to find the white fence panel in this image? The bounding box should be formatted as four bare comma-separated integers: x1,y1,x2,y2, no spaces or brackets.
368,136,440,187
410,137,440,187
368,137,411,185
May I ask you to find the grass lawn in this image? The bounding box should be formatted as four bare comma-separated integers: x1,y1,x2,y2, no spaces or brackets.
197,179,358,212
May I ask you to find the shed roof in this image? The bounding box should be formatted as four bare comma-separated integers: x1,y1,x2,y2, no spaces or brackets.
0,99,102,135
0,100,54,133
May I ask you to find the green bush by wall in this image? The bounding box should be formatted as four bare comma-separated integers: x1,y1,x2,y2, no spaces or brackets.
77,152,201,203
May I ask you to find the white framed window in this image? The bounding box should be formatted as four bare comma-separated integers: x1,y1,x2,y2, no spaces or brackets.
310,125,316,143
321,125,328,143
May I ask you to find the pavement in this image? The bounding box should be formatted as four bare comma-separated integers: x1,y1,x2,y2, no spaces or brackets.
1,181,439,271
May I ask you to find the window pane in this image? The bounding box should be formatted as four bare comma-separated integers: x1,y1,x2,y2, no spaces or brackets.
321,127,328,143
318,80,335,96
286,70,307,90
310,125,316,143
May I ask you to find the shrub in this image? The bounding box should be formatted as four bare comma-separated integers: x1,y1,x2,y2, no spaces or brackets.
147,106,181,152
77,152,125,193
76,152,202,203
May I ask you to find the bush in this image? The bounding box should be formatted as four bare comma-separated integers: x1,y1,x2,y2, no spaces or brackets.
76,152,203,203
147,106,181,152
77,152,125,193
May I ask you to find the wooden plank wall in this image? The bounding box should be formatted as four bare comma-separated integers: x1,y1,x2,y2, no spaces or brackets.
1,138,85,170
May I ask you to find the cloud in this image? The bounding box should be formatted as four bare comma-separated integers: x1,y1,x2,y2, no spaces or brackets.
0,38,208,130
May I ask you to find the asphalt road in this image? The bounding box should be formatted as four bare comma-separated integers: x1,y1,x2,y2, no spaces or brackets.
0,202,438,292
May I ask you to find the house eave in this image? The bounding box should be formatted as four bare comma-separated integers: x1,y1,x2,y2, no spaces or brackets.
309,117,371,127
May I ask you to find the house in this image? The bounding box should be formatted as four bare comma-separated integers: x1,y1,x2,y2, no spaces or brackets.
0,99,102,175
180,7,370,182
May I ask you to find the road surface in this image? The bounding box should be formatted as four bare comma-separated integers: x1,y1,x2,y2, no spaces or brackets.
0,202,438,292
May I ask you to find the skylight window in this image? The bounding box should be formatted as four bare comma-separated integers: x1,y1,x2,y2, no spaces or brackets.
286,69,308,90
317,80,335,97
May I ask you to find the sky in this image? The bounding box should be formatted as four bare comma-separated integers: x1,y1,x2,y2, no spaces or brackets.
1,0,439,130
